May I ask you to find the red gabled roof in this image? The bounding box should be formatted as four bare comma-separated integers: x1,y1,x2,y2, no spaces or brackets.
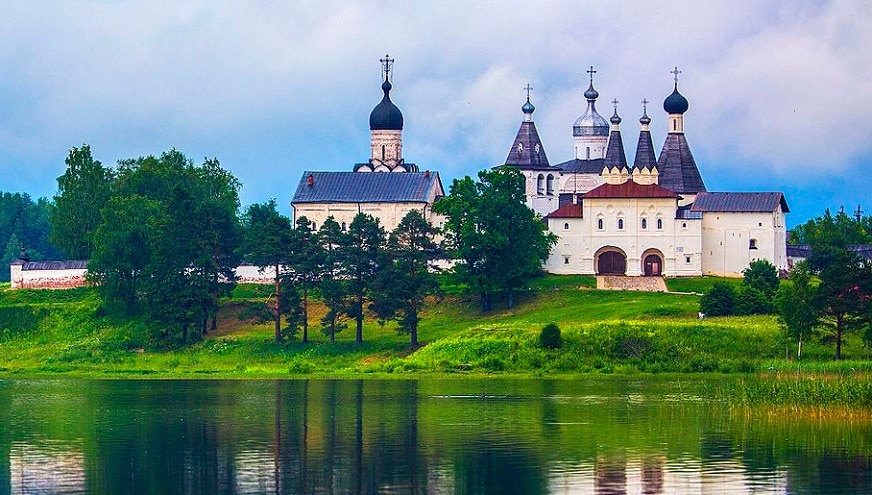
545,203,583,219
583,181,680,199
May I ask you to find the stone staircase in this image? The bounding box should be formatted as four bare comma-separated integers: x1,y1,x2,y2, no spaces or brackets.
596,276,668,292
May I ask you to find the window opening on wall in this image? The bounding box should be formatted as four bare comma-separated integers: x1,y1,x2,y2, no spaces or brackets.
641,218,647,229
563,255,570,265
749,239,758,250
311,222,317,231
618,218,624,230
563,222,570,230
341,222,347,232
682,222,687,229
586,147,590,159
656,218,663,229
597,218,604,230
685,256,692,263
537,174,544,195
381,145,386,161
546,174,554,196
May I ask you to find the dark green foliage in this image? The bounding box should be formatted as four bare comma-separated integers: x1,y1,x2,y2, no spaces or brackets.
0,305,46,340
317,217,347,343
776,261,818,358
699,282,735,316
286,216,323,343
734,286,773,316
742,259,779,300
240,200,293,343
88,150,242,344
49,145,113,259
789,207,871,245
434,167,557,310
539,323,562,349
371,210,441,347
340,213,386,344
0,192,60,281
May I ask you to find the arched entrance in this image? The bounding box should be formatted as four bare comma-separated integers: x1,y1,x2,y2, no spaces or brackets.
596,247,627,275
642,249,664,276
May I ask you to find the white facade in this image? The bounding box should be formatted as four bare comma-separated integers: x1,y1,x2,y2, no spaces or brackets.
292,199,444,234
700,209,788,277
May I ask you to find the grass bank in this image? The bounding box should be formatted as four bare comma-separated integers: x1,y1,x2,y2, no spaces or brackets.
1,277,870,398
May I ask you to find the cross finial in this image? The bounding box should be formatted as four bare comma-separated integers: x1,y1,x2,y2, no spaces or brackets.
611,98,620,110
641,98,649,112
380,54,395,82
671,66,682,84
586,65,597,84
524,83,533,101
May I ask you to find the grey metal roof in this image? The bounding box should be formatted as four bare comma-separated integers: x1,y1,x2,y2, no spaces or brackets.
22,260,88,271
633,129,657,170
676,205,702,219
656,133,706,195
603,130,628,170
503,121,553,170
691,192,790,213
291,171,443,204
555,158,605,174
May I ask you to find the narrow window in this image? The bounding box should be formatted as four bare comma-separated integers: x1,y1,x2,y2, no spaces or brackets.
517,143,524,154
618,218,624,230
673,120,677,131
563,256,570,265
682,222,687,229
597,218,604,230
341,222,347,232
586,147,590,159
749,239,758,250
641,218,647,229
546,174,554,196
563,222,570,231
656,218,663,230
311,222,317,231
685,256,692,264
537,174,545,195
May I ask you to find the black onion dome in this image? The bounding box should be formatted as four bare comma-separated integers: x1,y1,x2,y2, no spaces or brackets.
610,108,621,125
584,83,599,100
639,108,651,126
663,84,689,114
369,80,404,130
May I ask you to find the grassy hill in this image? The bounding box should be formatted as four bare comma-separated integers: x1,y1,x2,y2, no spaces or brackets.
2,276,870,379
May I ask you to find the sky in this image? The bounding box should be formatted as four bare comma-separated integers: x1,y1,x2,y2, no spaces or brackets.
0,0,869,227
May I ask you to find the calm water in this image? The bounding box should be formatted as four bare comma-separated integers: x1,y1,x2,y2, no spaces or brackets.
0,378,869,494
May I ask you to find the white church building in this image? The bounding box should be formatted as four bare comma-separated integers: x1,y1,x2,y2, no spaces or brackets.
501,68,788,278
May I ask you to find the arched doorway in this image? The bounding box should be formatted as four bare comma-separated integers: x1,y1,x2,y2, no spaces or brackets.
596,248,627,275
642,249,664,276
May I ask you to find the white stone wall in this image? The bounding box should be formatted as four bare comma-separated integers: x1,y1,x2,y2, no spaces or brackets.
13,268,88,289
700,209,787,277
544,197,703,276
234,265,277,284
523,170,560,217
369,130,402,169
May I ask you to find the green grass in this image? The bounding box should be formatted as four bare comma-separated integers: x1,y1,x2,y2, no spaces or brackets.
1,282,870,395
664,276,744,293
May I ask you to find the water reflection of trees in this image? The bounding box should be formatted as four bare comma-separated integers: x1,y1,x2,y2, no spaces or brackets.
1,379,871,494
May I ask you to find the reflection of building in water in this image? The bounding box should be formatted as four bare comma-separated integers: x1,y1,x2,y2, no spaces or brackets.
10,442,86,495
547,454,788,494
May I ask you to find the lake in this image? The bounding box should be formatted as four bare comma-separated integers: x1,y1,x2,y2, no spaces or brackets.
0,378,869,494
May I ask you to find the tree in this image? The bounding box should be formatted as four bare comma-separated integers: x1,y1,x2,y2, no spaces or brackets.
742,259,779,301
339,213,385,344
241,200,293,344
88,150,242,344
776,261,818,359
372,209,441,347
50,145,113,259
809,247,871,360
0,192,60,281
789,208,871,245
699,282,735,316
733,286,772,315
286,216,323,343
317,217,347,343
434,168,556,310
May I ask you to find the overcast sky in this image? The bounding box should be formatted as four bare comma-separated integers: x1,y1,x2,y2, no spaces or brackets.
1,0,869,226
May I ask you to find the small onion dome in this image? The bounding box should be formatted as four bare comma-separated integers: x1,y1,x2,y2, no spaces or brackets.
584,83,599,100
369,80,404,130
521,98,535,115
663,84,689,114
639,108,651,125
610,108,621,125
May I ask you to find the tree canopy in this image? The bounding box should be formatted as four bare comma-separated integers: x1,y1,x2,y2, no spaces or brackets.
434,167,556,310
0,192,60,281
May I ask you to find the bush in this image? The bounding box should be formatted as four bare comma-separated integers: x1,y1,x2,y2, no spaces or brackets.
699,282,736,316
734,286,773,315
539,323,562,349
742,259,780,298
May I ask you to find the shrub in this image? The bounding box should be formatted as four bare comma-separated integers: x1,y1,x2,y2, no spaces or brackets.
699,282,735,316
734,286,773,315
539,322,562,349
742,259,780,298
